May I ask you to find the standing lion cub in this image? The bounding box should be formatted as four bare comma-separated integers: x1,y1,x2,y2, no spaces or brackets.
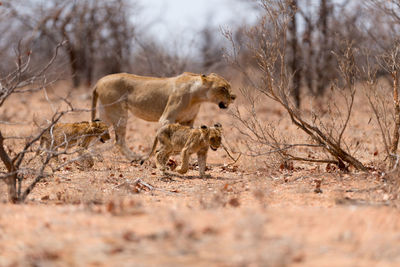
141,123,223,177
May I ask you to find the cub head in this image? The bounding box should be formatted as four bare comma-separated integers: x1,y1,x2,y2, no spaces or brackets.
202,73,236,109
209,123,222,151
90,120,111,143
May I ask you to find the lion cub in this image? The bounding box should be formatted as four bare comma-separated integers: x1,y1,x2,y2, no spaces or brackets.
142,123,222,177
38,120,110,168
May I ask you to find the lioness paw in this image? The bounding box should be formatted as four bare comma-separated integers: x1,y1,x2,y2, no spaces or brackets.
175,166,187,174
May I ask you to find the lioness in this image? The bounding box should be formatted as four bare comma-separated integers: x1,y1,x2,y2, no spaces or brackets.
91,72,235,161
141,123,222,177
38,120,110,168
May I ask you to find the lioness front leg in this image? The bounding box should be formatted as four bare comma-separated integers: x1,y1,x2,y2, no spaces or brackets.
159,93,193,126
180,118,196,127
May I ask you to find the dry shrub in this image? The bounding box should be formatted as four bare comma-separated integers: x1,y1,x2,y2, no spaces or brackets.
364,41,400,170
224,0,367,171
0,41,109,203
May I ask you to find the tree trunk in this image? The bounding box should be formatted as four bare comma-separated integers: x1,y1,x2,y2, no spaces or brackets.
316,0,329,96
390,71,400,168
68,45,80,88
0,131,18,203
302,15,315,95
288,0,301,108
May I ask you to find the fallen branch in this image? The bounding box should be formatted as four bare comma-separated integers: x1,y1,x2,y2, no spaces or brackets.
114,178,178,195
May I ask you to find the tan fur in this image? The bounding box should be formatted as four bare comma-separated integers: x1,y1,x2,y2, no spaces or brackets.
91,72,235,161
38,120,110,168
142,123,222,177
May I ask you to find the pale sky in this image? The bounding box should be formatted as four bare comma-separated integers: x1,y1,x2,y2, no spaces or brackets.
135,0,259,45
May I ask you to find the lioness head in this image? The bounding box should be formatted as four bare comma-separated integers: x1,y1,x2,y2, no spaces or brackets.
209,123,222,151
202,73,236,109
90,120,111,143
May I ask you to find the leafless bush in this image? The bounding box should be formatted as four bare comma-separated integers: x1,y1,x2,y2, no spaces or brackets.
2,0,136,87
365,41,400,169
199,23,225,72
131,37,192,77
235,0,370,102
366,0,400,50
224,0,367,171
0,41,99,203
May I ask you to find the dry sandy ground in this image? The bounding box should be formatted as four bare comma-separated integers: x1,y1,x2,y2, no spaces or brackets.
1,83,400,266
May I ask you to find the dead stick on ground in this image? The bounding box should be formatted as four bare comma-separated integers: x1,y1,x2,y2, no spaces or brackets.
114,178,177,195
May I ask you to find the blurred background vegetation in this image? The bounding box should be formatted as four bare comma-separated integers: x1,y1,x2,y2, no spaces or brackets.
0,0,397,93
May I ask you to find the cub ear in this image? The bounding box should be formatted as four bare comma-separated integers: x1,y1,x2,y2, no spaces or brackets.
201,125,208,129
201,74,208,83
93,118,101,122
214,123,222,128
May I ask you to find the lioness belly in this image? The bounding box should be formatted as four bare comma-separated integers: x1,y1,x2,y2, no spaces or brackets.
128,96,169,121
130,107,162,121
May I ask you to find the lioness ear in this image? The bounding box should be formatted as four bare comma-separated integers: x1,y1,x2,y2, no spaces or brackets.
201,125,208,129
214,123,222,128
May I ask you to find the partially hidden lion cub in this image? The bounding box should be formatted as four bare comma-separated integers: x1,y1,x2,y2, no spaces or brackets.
38,120,110,168
141,123,222,177
91,72,235,162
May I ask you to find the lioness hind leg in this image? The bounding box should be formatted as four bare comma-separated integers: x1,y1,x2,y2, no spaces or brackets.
106,104,141,162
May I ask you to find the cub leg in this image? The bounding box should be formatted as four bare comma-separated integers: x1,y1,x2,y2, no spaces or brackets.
77,151,94,169
155,146,172,174
176,147,192,174
197,149,208,177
